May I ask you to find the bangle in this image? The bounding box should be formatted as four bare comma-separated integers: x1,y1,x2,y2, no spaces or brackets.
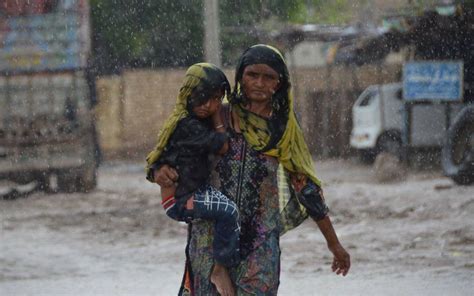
215,124,224,129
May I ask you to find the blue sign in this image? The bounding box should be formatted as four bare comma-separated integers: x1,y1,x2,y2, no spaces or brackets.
403,61,463,101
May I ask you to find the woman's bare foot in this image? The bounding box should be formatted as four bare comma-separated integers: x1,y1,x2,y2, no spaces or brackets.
211,263,235,296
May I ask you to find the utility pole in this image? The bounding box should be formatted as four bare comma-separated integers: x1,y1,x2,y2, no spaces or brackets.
203,0,221,67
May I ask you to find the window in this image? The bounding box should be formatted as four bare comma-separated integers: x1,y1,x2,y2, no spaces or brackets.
396,88,403,100
359,90,377,107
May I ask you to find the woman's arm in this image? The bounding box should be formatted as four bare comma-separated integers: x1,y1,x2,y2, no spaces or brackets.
290,173,350,276
153,165,178,205
291,173,328,220
153,164,179,187
314,216,351,276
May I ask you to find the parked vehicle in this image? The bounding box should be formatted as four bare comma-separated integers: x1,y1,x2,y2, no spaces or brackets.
0,0,98,192
351,82,473,184
350,83,404,162
350,83,465,161
442,105,474,185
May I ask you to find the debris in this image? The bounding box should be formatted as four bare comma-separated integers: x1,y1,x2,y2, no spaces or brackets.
373,152,407,183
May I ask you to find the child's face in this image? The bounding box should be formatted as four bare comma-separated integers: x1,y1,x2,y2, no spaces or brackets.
192,90,224,119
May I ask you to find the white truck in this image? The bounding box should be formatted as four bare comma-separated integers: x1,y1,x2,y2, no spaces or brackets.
351,81,473,184
0,0,98,193
350,83,403,162
350,83,464,161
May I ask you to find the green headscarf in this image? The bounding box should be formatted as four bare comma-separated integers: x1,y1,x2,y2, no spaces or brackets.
231,44,322,233
145,63,230,179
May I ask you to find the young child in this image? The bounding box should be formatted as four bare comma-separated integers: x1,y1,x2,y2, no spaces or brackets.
146,63,239,295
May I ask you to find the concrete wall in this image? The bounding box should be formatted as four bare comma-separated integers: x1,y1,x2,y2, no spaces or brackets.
95,68,234,159
95,65,400,160
291,64,401,157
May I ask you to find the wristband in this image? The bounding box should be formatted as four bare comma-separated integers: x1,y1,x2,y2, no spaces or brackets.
215,124,224,129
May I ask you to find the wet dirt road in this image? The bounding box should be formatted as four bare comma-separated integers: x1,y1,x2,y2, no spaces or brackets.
1,160,473,295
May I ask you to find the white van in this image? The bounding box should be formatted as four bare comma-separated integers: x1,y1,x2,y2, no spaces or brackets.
350,83,464,162
350,83,403,161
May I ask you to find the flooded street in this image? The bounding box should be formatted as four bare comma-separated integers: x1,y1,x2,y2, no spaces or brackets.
2,1,474,295
1,159,473,295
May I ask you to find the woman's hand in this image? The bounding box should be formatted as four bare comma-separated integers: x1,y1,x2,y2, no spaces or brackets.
329,243,351,276
153,164,178,188
315,216,351,277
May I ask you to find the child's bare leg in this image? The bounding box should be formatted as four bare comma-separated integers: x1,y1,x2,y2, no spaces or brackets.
185,196,194,209
211,263,234,296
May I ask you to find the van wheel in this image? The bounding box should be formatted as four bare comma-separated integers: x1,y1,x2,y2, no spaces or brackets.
57,171,78,193
442,106,474,185
359,149,377,164
377,133,402,159
36,173,51,192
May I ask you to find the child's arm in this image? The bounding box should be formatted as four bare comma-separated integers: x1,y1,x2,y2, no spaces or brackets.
174,114,227,155
211,103,229,155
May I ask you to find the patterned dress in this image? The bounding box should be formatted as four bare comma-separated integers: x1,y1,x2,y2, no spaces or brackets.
180,129,284,296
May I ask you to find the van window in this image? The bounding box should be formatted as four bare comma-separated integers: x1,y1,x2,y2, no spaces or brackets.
359,90,377,106
396,89,402,100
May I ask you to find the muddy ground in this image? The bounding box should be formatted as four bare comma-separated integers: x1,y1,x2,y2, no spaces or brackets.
1,159,473,295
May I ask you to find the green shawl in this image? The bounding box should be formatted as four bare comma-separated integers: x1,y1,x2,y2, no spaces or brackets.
231,44,322,233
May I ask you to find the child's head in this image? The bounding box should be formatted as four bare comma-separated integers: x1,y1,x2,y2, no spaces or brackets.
190,88,224,119
146,64,228,169
178,63,230,118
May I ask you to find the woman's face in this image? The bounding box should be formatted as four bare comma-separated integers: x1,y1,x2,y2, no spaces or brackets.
241,64,280,103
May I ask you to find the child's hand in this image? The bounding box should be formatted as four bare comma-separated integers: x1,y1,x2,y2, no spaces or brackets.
211,101,224,128
211,100,223,118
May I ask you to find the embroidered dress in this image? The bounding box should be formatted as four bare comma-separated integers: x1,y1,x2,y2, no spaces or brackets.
180,131,285,296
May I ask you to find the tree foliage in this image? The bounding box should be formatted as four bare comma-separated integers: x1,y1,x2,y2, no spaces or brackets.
90,0,203,74
90,0,356,74
290,0,355,24
218,0,304,65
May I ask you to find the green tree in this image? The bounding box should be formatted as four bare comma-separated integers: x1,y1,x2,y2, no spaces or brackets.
89,0,357,73
90,0,203,74
289,0,354,24
219,0,307,65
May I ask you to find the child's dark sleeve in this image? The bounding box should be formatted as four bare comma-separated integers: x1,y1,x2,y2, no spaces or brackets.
177,118,227,154
205,130,228,154
145,126,182,182
145,143,179,182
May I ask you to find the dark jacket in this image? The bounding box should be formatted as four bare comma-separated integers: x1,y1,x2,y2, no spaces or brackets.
150,116,227,208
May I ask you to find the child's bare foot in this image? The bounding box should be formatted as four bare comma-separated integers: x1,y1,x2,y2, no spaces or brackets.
211,263,235,296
